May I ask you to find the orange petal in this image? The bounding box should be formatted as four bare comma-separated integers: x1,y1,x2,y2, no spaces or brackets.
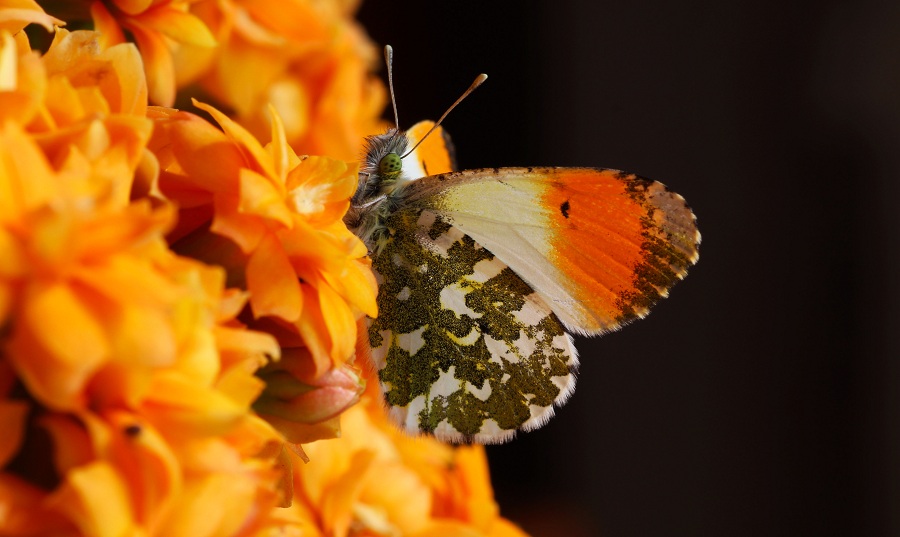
286,155,358,203
266,104,293,181
246,232,303,321
208,35,284,116
0,123,58,218
285,156,358,226
40,30,145,116
238,168,292,226
0,400,27,467
193,100,276,179
0,1,63,34
263,78,311,144
321,449,376,537
84,411,182,526
113,0,152,16
141,371,247,439
41,414,96,474
214,359,266,407
0,32,17,92
86,308,175,408
97,41,148,116
71,255,177,310
10,282,109,410
90,1,126,47
47,461,135,537
0,227,25,281
129,24,175,106
153,461,273,537
316,281,358,365
216,288,250,321
322,257,377,318
454,446,499,529
214,324,280,365
280,220,349,275
111,304,175,367
160,109,243,194
240,1,330,43
210,194,268,253
0,474,68,534
361,462,432,535
291,284,333,376
0,35,45,126
135,5,217,48
259,413,341,444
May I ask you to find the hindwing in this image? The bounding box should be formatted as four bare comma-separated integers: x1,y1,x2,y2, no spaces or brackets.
368,208,577,443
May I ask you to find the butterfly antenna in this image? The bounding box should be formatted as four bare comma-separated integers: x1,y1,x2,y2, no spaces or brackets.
400,73,488,159
384,45,400,129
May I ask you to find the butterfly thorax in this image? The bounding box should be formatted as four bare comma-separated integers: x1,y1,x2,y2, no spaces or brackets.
346,128,413,254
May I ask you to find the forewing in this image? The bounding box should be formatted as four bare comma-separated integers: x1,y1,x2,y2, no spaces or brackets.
398,167,700,335
368,208,577,443
400,121,457,180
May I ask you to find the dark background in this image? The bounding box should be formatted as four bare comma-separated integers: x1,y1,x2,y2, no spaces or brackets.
359,2,900,535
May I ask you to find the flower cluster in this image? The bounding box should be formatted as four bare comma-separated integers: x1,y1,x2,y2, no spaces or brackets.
0,1,527,536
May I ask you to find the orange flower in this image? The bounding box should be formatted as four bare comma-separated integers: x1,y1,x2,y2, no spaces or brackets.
177,0,386,160
1,4,533,537
0,27,156,208
37,407,285,537
0,96,291,537
0,115,276,407
151,100,377,378
88,0,217,106
17,1,383,156
290,369,529,537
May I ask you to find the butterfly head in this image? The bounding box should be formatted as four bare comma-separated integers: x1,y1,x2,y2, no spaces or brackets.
346,128,412,253
359,127,411,193
346,45,486,256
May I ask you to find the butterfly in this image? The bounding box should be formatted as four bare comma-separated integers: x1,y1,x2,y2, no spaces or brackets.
346,47,700,443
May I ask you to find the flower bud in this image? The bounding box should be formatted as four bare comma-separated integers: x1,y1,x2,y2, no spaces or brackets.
255,349,365,443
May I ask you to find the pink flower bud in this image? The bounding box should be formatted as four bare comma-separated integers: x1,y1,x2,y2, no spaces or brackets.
255,360,365,427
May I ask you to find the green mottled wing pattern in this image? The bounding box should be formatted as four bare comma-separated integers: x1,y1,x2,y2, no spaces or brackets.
368,209,577,443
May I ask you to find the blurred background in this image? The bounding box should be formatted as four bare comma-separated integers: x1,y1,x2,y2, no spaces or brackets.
359,1,900,536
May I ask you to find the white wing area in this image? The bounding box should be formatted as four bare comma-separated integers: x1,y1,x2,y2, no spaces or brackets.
439,180,605,333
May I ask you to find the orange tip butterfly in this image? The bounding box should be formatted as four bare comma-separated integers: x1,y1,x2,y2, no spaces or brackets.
346,45,700,443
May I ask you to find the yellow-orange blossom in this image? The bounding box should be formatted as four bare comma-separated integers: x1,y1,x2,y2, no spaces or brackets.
0,1,530,536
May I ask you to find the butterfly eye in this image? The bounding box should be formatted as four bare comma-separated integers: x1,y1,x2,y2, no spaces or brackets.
379,152,403,178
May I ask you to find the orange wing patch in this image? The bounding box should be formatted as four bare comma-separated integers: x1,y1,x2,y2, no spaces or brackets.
406,121,457,176
542,169,699,326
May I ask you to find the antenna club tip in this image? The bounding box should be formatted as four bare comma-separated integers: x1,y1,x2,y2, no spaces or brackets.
385,44,393,53
468,74,488,91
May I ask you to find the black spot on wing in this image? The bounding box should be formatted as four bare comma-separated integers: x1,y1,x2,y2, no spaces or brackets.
560,200,571,219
